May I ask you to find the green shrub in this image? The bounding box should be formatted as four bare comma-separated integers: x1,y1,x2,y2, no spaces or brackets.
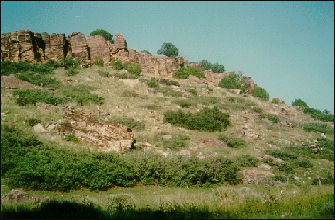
98,70,109,77
271,98,280,104
64,134,79,142
12,89,66,106
265,149,297,160
110,117,145,131
311,172,334,185
218,135,246,148
251,87,269,101
303,123,333,134
147,78,159,88
114,72,139,79
65,67,79,76
1,126,241,190
59,57,80,69
162,134,189,150
199,60,225,73
125,63,141,75
218,73,245,91
111,58,124,70
94,57,104,67
292,98,308,107
157,42,179,57
26,118,42,127
273,175,287,182
173,66,205,79
252,107,263,113
90,29,113,42
15,71,61,88
159,79,180,87
174,99,193,108
1,61,55,75
303,107,334,122
45,59,60,68
277,162,295,174
186,88,198,96
60,85,104,105
293,159,313,168
235,155,258,167
164,107,230,131
266,114,279,123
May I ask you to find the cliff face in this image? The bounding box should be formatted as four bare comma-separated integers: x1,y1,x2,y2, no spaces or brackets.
1,30,186,77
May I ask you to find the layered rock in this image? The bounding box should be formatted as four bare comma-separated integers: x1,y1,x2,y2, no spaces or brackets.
42,33,67,60
86,35,110,63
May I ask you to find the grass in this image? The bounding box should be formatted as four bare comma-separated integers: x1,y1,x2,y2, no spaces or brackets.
218,135,246,148
110,116,145,131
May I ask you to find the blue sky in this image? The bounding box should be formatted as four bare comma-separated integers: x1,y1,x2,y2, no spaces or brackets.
1,1,334,112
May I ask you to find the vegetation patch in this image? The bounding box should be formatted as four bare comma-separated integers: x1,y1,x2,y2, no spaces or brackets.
173,66,205,79
26,118,42,127
251,87,269,101
303,123,333,134
123,62,141,75
159,79,180,87
15,71,61,88
199,59,225,73
110,117,145,131
164,107,230,132
98,70,110,77
218,73,246,92
174,99,194,108
1,61,55,75
303,107,334,122
234,155,258,167
218,135,246,148
60,85,104,105
12,89,66,106
113,72,139,79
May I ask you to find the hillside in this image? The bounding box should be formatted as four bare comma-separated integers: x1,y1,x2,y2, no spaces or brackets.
1,30,334,219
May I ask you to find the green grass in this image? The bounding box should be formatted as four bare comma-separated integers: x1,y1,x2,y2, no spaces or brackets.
218,135,246,148
303,123,333,134
15,71,61,88
110,117,145,131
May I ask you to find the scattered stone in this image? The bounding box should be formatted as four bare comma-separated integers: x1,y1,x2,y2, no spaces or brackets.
162,135,173,140
33,123,47,133
5,189,30,202
321,133,326,138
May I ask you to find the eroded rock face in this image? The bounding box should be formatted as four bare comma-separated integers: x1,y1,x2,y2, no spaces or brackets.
68,32,90,61
42,33,67,60
86,35,110,63
57,106,134,153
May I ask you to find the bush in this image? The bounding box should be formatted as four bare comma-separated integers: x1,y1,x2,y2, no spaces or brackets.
12,89,66,106
186,88,198,96
218,135,246,148
266,114,280,123
173,66,205,79
164,107,230,132
159,79,180,87
65,67,79,76
1,126,242,190
60,85,104,105
64,134,79,142
94,57,104,67
218,73,245,91
110,117,145,131
147,78,159,88
271,98,280,104
252,107,263,113
174,99,193,108
265,149,297,161
303,107,334,122
15,71,61,88
125,63,141,75
59,57,80,69
303,123,333,134
292,98,308,107
199,60,225,73
98,70,109,77
1,61,55,75
26,118,42,127
111,58,123,70
157,42,179,57
293,159,313,168
235,155,258,167
251,87,269,101
90,29,113,42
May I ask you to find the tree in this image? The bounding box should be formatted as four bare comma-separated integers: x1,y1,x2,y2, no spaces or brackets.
199,59,225,73
90,29,113,42
157,42,179,57
292,98,308,107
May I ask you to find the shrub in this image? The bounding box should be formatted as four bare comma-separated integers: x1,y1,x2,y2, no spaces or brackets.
265,149,297,161
271,98,280,104
15,71,61,88
266,114,279,123
303,107,334,122
65,67,79,76
293,159,313,168
110,117,145,131
159,79,180,87
218,73,245,91
303,123,333,134
26,118,42,127
60,85,104,105
111,58,123,70
174,99,193,108
235,155,258,167
277,162,295,174
186,88,198,96
218,135,246,148
311,172,334,185
251,87,269,101
125,63,141,75
1,61,54,75
292,98,308,107
44,59,60,68
199,60,225,73
59,57,80,69
162,134,189,150
94,57,104,67
12,89,66,106
64,134,79,142
90,29,113,42
98,70,109,77
252,107,263,113
147,77,159,88
173,66,205,79
164,107,230,131
157,42,179,57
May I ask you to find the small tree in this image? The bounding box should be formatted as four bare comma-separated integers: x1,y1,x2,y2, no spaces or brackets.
292,98,308,107
251,87,269,101
157,42,179,57
90,29,113,42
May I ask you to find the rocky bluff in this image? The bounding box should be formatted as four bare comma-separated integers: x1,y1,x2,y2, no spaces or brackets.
1,30,185,78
